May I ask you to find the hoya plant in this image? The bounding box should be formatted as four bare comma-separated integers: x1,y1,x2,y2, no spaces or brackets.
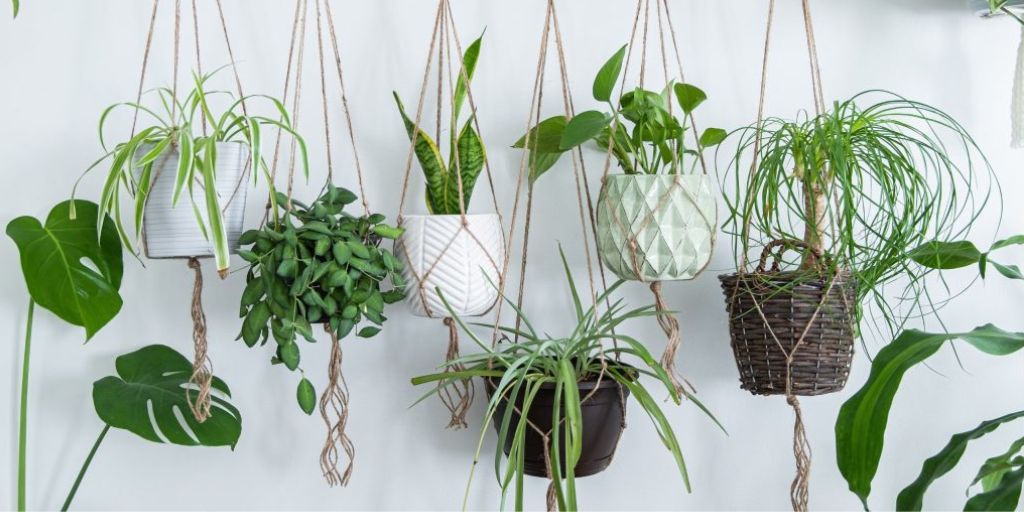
393,34,485,214
412,249,723,510
73,66,308,277
515,45,726,182
237,185,405,413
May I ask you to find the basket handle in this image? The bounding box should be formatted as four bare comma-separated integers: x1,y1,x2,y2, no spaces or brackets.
756,239,829,273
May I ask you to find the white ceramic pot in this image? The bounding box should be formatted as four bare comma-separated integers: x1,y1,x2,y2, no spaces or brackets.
596,174,716,282
137,142,250,259
394,213,504,318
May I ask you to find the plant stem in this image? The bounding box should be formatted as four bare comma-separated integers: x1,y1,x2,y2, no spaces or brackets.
802,175,827,269
17,300,34,512
60,425,110,512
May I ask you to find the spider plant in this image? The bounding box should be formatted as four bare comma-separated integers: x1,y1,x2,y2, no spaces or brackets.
72,66,309,277
411,248,722,511
989,0,1024,24
722,90,993,337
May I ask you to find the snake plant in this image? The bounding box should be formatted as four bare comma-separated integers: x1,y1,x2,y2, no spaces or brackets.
72,66,308,278
393,33,486,215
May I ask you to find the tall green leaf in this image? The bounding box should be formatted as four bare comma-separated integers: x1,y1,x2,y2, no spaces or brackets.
12,0,18,17
593,45,627,103
92,344,242,448
445,120,486,214
971,438,1024,492
198,139,230,278
835,325,1024,508
453,32,484,122
6,200,123,339
393,92,448,214
965,465,1024,511
896,411,1024,511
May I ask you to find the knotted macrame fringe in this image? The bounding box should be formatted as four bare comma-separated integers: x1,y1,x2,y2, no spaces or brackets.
438,317,474,430
649,282,684,396
1012,25,1024,148
320,329,354,487
186,257,213,423
787,394,811,512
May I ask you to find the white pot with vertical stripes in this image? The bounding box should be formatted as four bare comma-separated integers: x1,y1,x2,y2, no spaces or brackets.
136,141,250,260
394,214,504,318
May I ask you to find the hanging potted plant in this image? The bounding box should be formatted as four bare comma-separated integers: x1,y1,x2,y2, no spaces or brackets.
411,248,722,510
719,91,992,396
73,67,308,278
392,33,504,319
533,45,727,282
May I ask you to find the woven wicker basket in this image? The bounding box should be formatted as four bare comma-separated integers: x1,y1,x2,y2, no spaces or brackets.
718,240,857,396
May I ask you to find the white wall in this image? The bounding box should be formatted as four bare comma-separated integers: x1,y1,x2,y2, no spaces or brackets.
3,0,1024,510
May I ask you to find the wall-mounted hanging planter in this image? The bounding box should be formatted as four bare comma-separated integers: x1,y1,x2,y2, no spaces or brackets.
487,376,629,478
395,213,502,318
596,174,716,282
138,142,249,261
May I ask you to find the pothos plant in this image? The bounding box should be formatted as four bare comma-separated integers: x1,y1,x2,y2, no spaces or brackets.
835,236,1024,510
515,45,726,183
393,33,485,214
411,249,723,510
72,66,309,277
722,90,992,336
237,185,405,413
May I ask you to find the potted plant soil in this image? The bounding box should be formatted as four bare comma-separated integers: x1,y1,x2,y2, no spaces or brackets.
392,33,504,319
75,67,308,278
412,249,723,510
719,91,992,396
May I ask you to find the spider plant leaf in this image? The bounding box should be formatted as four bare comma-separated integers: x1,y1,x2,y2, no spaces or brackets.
93,344,242,448
393,92,448,213
447,119,486,214
836,325,1024,508
198,139,231,277
171,128,194,206
133,162,154,240
453,32,484,122
12,0,18,17
896,411,1024,511
558,246,584,322
6,200,123,340
593,45,627,103
619,374,691,492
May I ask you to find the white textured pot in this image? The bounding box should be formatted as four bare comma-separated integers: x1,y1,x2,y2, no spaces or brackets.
596,174,716,282
394,214,504,318
137,142,250,260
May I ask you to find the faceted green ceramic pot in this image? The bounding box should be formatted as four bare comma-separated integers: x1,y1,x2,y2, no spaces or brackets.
596,174,716,282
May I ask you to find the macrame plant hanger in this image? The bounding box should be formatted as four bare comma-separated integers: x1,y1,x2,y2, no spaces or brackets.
263,0,374,487
597,0,716,396
733,1,829,510
484,1,626,509
394,0,506,430
129,0,251,424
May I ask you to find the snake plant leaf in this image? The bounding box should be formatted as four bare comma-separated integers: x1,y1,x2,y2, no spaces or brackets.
453,32,484,122
593,45,627,103
836,325,1024,508
6,200,123,340
971,438,1024,492
393,92,448,214
895,411,1024,511
444,119,486,214
93,344,242,448
964,465,1024,511
908,240,982,270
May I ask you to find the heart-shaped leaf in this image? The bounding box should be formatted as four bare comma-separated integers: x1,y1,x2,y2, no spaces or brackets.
93,344,242,448
6,200,123,339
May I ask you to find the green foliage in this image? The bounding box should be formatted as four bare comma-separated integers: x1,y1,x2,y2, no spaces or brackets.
74,66,308,277
723,91,992,336
238,185,405,413
11,0,17,17
6,200,123,340
411,248,723,510
834,325,1024,509
93,344,242,448
910,236,1024,280
394,33,486,214
514,44,724,182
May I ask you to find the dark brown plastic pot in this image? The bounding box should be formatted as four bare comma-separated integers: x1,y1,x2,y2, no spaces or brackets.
485,375,630,478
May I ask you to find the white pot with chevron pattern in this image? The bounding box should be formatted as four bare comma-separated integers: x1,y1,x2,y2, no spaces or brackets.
137,142,250,260
394,213,504,318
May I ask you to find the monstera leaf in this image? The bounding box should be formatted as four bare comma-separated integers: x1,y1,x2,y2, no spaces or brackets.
6,200,123,339
93,345,242,448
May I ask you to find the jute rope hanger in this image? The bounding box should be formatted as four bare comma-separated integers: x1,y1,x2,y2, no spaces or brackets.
129,0,250,424
729,1,837,510
392,0,506,430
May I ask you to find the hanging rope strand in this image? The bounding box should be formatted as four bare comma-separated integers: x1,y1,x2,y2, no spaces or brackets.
170,0,181,122
185,257,213,422
213,0,248,117
130,0,160,139
264,0,305,225
190,0,207,135
314,0,335,185
319,328,355,487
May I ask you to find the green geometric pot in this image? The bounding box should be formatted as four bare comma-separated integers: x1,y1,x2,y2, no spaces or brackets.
596,174,716,282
